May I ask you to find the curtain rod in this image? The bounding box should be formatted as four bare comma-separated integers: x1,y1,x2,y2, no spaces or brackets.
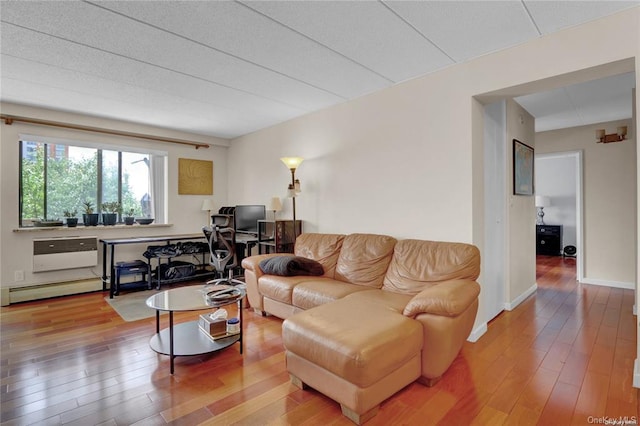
0,114,210,150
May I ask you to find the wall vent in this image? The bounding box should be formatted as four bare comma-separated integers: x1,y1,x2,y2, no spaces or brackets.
33,236,98,272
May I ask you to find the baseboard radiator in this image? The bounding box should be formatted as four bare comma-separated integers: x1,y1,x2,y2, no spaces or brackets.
33,236,98,272
8,278,102,304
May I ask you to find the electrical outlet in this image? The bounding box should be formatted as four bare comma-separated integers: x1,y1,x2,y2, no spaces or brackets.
14,270,24,282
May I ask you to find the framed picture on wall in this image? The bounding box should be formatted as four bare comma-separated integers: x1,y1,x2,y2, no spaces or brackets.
513,139,534,196
178,158,213,195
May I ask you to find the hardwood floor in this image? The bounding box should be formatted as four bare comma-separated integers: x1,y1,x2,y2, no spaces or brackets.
1,256,637,425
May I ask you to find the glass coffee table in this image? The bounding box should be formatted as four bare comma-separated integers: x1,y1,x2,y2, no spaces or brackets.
146,284,245,374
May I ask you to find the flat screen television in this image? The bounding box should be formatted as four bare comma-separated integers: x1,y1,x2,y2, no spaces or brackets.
234,205,265,234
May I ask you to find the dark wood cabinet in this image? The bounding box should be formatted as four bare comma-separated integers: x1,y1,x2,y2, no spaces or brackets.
536,225,563,256
258,220,302,254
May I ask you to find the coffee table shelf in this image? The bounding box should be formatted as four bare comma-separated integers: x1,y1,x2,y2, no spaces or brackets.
149,321,239,356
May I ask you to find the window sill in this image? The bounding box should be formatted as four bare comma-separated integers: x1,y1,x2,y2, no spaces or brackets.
13,223,173,233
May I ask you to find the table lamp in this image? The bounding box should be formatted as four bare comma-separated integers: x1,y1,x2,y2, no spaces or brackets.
269,196,282,220
201,199,215,225
535,196,550,225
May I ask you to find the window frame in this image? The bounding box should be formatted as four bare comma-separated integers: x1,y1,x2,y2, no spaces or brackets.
18,134,167,228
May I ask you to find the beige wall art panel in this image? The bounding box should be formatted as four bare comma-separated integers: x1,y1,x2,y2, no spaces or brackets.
178,158,213,195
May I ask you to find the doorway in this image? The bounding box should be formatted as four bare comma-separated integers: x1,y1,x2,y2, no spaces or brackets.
477,63,636,329
534,151,584,281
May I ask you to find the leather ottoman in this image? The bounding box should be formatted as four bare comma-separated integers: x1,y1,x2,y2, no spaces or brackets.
282,297,423,424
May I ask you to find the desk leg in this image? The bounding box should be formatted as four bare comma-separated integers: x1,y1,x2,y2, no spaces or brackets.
102,242,108,291
109,245,117,298
169,311,174,374
155,310,160,334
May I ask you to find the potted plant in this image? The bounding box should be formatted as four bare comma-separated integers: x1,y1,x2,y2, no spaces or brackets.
101,201,120,226
63,209,78,227
82,201,99,226
123,208,136,225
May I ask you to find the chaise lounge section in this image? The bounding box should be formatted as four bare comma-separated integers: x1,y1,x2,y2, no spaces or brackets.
242,233,480,424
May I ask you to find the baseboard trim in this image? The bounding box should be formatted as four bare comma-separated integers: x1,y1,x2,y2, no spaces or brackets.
505,283,537,311
634,359,640,389
580,277,634,290
9,278,102,304
0,287,9,307
468,323,487,342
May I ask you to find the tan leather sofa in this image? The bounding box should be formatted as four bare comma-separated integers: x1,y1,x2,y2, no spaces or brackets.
242,233,480,424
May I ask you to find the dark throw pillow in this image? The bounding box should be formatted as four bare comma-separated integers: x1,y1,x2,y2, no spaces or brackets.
259,255,324,277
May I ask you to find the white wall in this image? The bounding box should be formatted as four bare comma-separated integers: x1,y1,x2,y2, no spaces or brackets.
536,119,636,287
535,154,578,247
228,8,639,334
0,103,229,293
505,99,537,305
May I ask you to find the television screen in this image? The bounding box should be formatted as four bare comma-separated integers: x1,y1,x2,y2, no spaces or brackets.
234,205,265,233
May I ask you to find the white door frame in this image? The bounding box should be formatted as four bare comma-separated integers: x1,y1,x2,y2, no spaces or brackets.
482,101,507,323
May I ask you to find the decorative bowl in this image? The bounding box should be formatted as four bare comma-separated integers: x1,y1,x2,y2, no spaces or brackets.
136,218,154,225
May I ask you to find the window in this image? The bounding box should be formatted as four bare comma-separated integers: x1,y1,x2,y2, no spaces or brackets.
19,137,166,227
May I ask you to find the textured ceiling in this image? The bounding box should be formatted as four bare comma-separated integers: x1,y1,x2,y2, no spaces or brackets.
1,1,638,139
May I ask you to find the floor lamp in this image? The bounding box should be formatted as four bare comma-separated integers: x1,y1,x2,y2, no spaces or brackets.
280,157,303,240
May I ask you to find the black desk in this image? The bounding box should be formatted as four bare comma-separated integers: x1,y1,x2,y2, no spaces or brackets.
100,234,205,293
235,232,259,257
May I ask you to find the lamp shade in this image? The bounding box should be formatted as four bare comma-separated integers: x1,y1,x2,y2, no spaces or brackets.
281,157,304,170
535,196,550,207
201,199,215,211
269,196,282,212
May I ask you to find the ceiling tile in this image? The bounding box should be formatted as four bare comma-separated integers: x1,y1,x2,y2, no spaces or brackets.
1,53,297,138
384,1,540,62
1,2,343,112
565,72,635,125
524,1,640,34
0,24,310,113
514,87,576,118
92,0,391,98
242,0,453,82
515,72,635,131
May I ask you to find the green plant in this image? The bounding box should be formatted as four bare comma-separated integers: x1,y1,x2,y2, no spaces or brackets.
124,208,135,217
101,201,121,214
82,201,94,215
63,209,77,218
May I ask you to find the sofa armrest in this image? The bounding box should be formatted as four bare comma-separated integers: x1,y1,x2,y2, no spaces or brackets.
241,253,285,312
241,253,282,278
403,280,480,318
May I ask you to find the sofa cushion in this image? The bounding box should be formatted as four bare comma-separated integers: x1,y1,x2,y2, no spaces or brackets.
344,289,413,314
292,280,371,310
382,239,481,295
295,233,345,278
282,297,423,388
334,234,397,288
258,275,309,304
259,255,324,276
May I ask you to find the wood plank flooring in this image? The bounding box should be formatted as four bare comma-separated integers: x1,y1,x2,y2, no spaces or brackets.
1,256,637,425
